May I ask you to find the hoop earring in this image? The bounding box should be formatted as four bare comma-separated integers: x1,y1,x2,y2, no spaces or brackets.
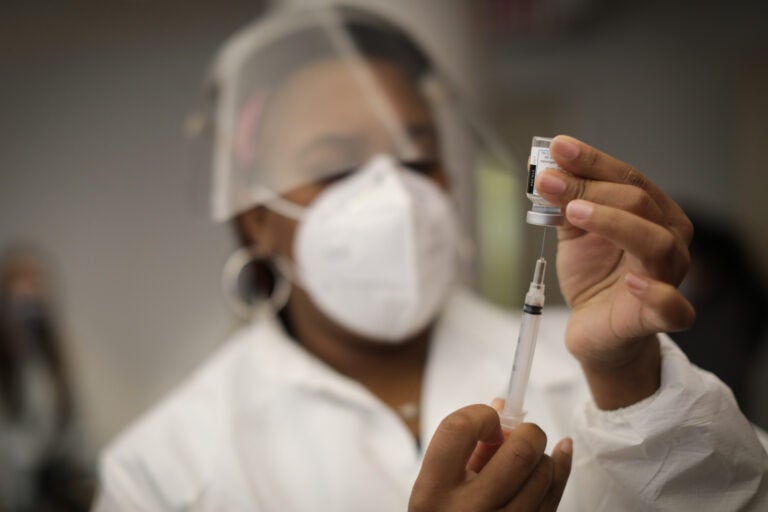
221,246,292,320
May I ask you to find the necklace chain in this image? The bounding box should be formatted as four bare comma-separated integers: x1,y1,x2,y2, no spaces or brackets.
396,401,420,422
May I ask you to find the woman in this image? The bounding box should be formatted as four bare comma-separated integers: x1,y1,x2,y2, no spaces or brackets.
94,5,768,511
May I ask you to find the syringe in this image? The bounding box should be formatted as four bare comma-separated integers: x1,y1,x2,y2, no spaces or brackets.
500,256,547,431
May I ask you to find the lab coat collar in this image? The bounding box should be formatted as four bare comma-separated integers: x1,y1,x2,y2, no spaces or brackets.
238,313,381,414
232,289,579,440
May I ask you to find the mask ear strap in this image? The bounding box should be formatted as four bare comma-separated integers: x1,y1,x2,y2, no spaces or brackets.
221,245,292,320
255,186,307,221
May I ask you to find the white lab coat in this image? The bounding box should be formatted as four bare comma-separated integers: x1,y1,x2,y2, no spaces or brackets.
94,289,768,511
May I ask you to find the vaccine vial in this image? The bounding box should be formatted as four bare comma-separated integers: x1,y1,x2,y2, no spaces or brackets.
527,136,564,226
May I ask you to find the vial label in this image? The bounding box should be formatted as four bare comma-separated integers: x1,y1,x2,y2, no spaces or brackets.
528,139,562,197
526,136,565,226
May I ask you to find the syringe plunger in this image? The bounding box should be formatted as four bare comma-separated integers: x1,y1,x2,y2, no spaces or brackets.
532,258,546,287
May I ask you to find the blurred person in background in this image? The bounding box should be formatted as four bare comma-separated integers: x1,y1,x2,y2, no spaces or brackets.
0,247,93,512
673,208,768,428
93,4,768,511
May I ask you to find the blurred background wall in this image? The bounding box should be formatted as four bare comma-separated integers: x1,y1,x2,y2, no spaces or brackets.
0,0,766,480
0,0,266,455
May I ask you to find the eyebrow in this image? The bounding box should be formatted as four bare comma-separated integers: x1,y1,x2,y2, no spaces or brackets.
406,123,437,145
296,122,438,162
296,134,364,161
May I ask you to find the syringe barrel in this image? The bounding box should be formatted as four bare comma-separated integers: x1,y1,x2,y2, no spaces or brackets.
500,308,543,431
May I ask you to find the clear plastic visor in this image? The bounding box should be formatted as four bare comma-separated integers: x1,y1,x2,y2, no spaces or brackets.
204,7,518,223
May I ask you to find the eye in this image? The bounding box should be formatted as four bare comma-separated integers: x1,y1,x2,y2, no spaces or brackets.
317,167,355,185
401,158,441,176
316,158,443,187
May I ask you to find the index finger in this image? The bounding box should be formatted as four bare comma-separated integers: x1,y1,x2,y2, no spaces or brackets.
538,437,573,512
416,405,504,491
550,135,693,244
465,422,547,508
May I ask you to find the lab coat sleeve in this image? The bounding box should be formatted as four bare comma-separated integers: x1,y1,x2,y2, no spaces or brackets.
90,392,219,511
92,451,171,512
92,432,221,511
571,335,768,511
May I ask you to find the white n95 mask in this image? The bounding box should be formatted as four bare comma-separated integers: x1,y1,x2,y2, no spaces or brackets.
277,154,460,343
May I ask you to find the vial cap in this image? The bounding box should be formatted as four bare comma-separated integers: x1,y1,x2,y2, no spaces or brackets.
526,209,563,226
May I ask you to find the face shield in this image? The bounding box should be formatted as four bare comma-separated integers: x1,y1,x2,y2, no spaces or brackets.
196,4,526,301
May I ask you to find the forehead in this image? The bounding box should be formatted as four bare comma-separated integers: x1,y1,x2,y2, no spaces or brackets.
270,57,428,116
257,58,433,158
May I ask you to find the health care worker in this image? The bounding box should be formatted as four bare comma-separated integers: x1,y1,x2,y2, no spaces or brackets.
94,5,768,511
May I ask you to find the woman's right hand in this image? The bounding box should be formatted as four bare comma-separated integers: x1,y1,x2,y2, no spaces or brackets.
409,405,572,511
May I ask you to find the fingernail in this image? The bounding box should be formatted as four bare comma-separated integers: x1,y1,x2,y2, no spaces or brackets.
625,273,649,293
566,200,592,221
561,438,573,455
537,172,566,195
552,136,580,160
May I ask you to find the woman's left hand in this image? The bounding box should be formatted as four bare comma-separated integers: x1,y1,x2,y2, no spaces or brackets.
409,405,572,512
534,135,696,409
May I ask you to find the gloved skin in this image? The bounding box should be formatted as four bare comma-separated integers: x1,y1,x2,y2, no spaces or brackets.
409,405,572,512
536,135,696,410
